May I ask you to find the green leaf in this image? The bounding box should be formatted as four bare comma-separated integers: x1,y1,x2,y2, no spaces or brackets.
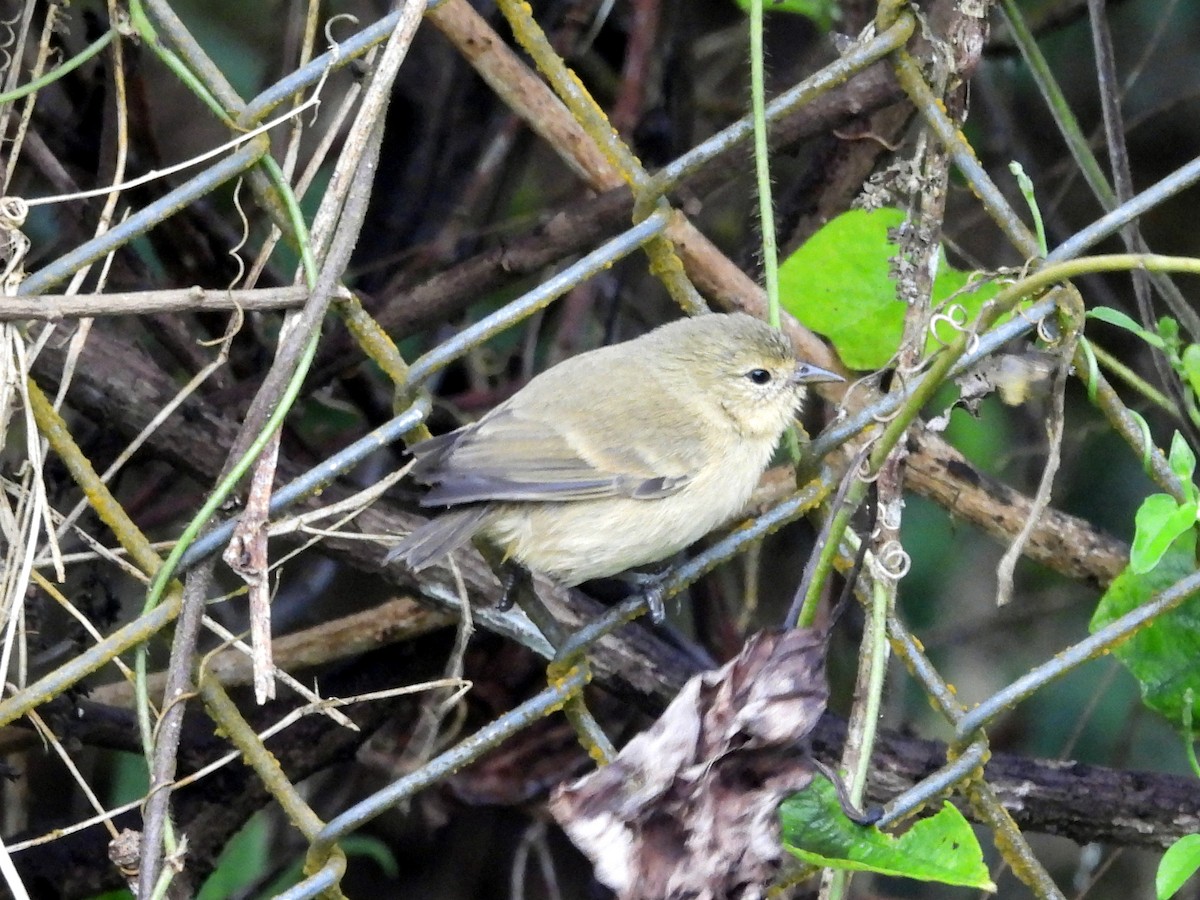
780,776,995,891
342,835,400,878
1182,345,1200,398
778,208,999,370
1170,432,1199,502
1158,834,1200,899
1092,528,1200,729
728,0,838,30
1086,307,1167,348
1161,317,1183,353
1130,493,1198,575
198,816,270,900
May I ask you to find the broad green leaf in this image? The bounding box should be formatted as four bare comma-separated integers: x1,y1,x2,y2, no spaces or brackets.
728,0,838,29
778,208,999,370
1086,307,1167,348
1092,529,1200,729
1130,493,1198,575
1158,834,1200,899
780,776,995,891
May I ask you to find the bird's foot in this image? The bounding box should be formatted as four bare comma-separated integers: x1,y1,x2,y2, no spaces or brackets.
622,568,673,623
497,561,533,612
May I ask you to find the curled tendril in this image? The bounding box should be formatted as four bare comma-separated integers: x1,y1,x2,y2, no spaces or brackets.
0,10,17,51
838,372,885,423
895,350,928,380
870,367,909,424
1014,254,1041,284
989,264,1024,287
226,179,249,291
940,267,1006,311
1014,303,1039,328
855,440,885,482
874,500,904,534
1037,311,1063,345
324,13,359,58
1009,297,1062,348
928,304,980,354
869,403,903,426
0,197,29,292
872,540,911,580
0,196,28,229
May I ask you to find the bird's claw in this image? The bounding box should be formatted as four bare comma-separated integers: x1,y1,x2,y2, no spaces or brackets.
497,561,530,611
624,569,671,623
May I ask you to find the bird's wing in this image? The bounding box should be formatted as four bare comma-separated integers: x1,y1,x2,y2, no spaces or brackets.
411,374,707,506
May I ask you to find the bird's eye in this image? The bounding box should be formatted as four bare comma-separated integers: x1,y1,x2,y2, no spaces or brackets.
746,368,772,385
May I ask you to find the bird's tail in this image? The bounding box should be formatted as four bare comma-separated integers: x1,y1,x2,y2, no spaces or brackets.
383,506,490,571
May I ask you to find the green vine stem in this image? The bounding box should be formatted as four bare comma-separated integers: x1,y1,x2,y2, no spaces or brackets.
0,29,114,104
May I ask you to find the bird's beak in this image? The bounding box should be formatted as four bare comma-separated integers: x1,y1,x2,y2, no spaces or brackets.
791,361,844,385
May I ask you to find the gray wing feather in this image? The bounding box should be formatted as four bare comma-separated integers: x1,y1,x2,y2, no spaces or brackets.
409,401,701,506
384,506,491,570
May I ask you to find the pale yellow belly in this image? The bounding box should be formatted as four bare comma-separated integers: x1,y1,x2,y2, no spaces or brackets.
481,450,770,584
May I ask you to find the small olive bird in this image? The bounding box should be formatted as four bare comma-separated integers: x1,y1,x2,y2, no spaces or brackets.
386,313,842,613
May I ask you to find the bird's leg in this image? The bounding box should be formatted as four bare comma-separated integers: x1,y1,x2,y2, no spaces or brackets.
493,560,566,640
620,568,672,624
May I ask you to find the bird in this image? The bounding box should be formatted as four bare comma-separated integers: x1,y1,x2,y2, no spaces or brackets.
385,312,842,617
